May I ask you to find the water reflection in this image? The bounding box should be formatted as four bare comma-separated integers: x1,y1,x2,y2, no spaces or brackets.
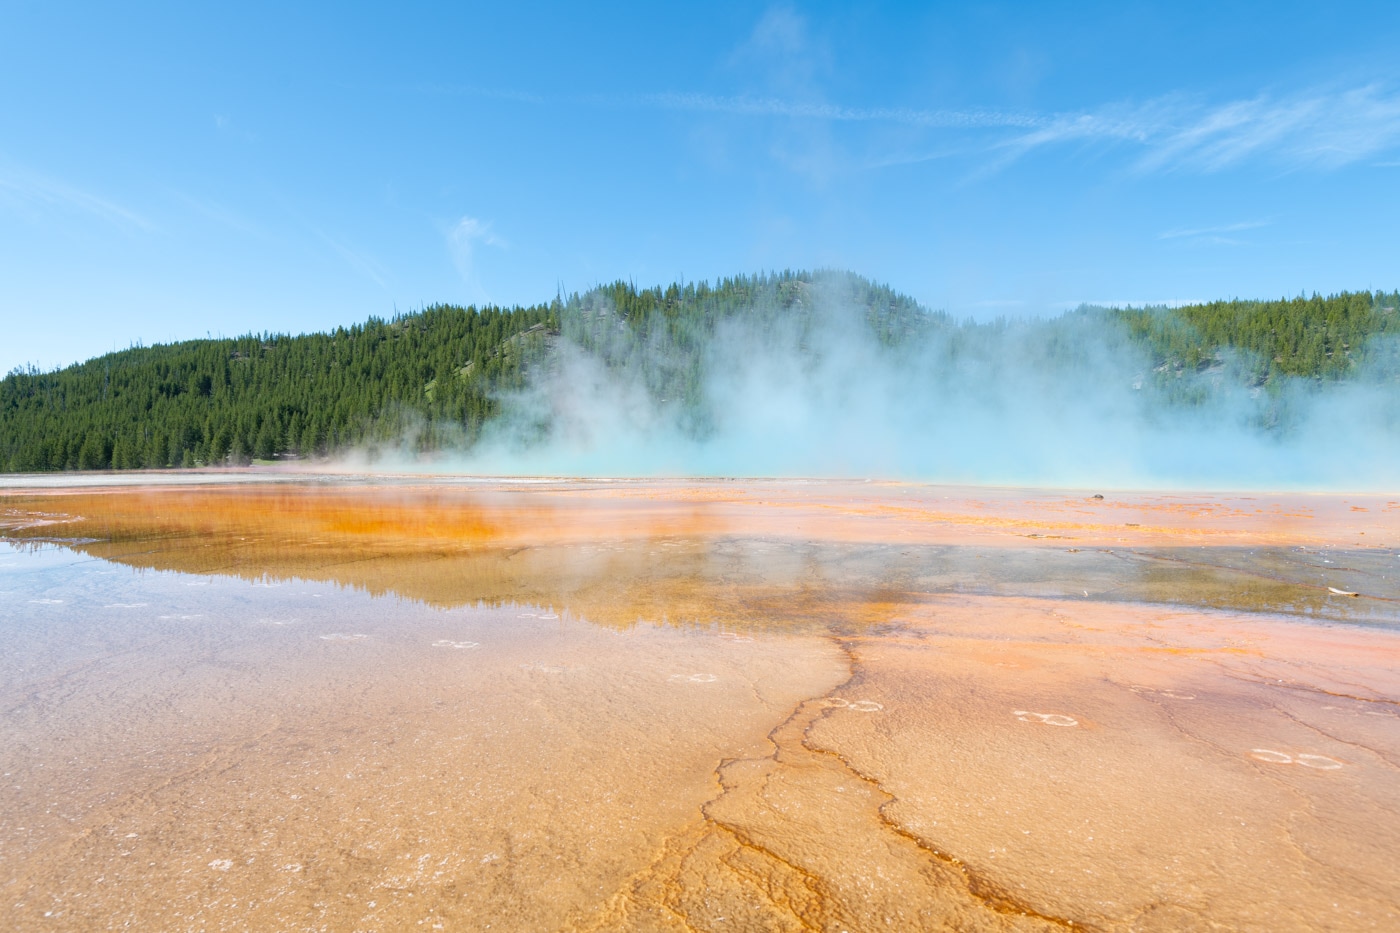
3,484,1397,630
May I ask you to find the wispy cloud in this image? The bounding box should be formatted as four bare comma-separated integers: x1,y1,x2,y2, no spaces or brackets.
447,216,505,298
1159,219,1269,240
647,81,1400,177
409,82,1042,130
998,84,1400,174
1141,85,1400,172
0,163,154,231
171,190,267,239
622,92,1044,130
314,229,390,288
411,75,1400,177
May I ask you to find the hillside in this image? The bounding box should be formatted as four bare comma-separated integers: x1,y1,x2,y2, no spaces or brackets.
0,304,556,471
2,271,1397,472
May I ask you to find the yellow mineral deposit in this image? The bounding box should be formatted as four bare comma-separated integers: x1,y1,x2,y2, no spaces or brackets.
1,480,1397,931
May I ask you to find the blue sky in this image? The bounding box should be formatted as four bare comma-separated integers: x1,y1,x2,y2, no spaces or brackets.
4,1,1400,373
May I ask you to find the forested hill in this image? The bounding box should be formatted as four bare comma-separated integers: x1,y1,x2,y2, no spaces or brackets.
2,270,1398,472
1116,291,1400,382
0,303,558,471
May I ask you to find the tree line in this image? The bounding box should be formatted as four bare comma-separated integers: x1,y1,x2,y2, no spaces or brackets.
0,303,556,472
1113,290,1400,383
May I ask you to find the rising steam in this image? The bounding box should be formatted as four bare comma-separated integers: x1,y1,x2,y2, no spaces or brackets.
408,274,1400,490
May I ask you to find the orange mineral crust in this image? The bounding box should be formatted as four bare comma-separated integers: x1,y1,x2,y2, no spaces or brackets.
1,478,1398,932
3,478,1397,551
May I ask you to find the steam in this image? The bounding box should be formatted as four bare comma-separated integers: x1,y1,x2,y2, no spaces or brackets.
432,276,1400,490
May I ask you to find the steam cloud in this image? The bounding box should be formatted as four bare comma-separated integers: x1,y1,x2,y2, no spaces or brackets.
418,277,1400,490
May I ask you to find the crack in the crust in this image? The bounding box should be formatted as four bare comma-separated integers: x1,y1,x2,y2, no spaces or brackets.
702,824,825,932
575,646,847,933
716,839,823,930
654,900,707,933
693,649,853,932
796,637,1090,932
1112,677,1243,761
1216,670,1400,709
1266,703,1400,772
1121,682,1348,886
879,802,1089,932
589,859,712,933
1114,675,1400,910
1284,666,1400,701
658,903,706,933
798,741,1088,932
1114,672,1395,823
590,631,1086,932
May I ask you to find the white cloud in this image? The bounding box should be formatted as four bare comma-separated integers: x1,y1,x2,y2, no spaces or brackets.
448,215,504,291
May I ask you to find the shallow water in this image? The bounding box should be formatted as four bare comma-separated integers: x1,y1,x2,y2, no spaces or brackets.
2,480,1398,931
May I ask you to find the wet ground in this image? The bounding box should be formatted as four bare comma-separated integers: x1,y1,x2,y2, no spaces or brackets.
2,478,1398,931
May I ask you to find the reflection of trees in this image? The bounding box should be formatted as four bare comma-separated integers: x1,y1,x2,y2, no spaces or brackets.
3,489,1393,630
